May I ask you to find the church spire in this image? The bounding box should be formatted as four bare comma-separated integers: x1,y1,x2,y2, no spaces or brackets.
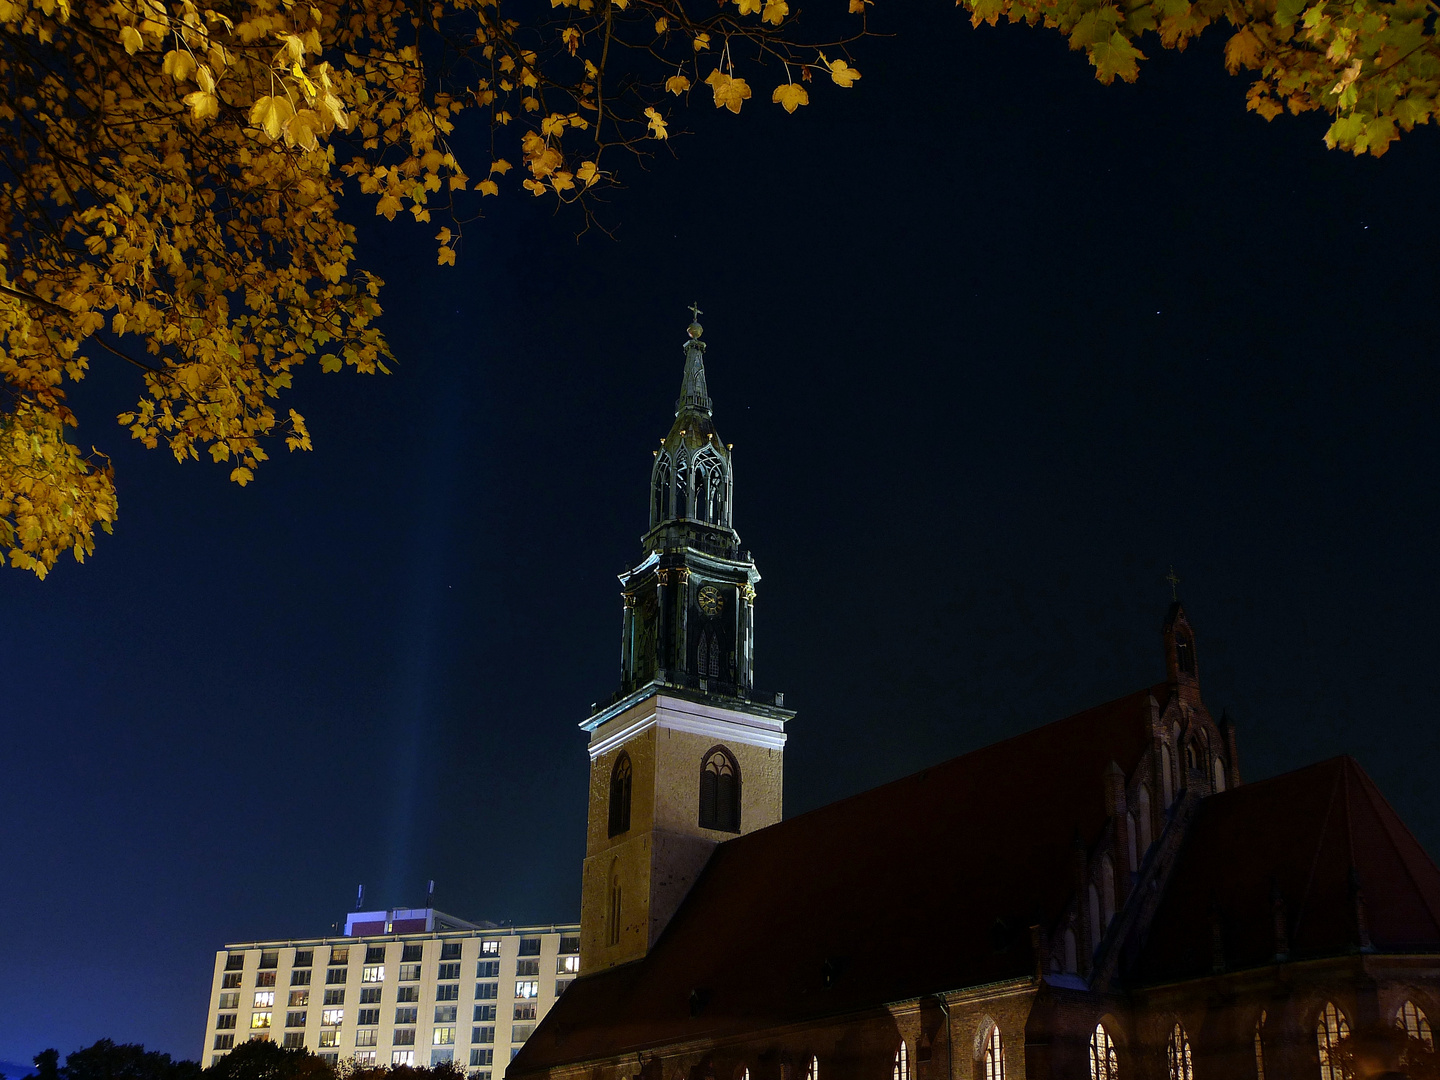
676,304,712,417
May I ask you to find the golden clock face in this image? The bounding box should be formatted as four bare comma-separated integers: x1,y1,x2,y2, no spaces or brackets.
697,586,723,618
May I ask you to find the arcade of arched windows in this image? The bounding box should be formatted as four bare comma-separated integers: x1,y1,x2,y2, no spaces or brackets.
650,449,732,528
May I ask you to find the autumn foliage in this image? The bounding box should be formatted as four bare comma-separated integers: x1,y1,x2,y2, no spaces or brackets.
0,0,864,576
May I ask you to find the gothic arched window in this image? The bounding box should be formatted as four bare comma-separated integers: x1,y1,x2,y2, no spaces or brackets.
1166,1023,1193,1080
698,746,740,832
1255,1010,1267,1080
674,458,689,519
1176,634,1196,675
1089,1023,1118,1080
1317,1002,1350,1080
653,456,672,523
608,753,632,838
696,627,721,679
892,1042,908,1080
805,1057,818,1080
1213,756,1228,792
982,1025,1004,1080
1397,1001,1434,1050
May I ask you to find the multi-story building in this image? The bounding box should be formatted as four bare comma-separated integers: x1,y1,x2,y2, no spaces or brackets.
203,907,580,1076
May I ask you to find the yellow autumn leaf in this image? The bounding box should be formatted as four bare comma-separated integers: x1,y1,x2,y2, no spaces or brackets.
522,178,547,195
121,25,143,54
848,0,867,11
693,32,710,51
435,227,452,244
644,105,669,138
375,193,402,219
705,69,752,113
249,95,294,140
772,82,809,112
162,48,197,82
666,73,692,95
551,171,575,192
827,58,861,86
478,178,499,196
762,0,789,23
735,0,763,14
184,88,218,121
437,246,456,266
577,160,599,185
655,16,668,33
229,466,254,486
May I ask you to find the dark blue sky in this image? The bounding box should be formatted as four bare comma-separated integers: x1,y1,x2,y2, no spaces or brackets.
4,2,1439,1069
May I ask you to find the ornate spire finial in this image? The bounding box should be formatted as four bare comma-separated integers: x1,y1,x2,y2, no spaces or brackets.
1166,565,1181,601
676,303,711,415
687,301,704,340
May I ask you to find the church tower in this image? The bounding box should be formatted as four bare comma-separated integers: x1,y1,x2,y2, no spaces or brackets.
578,311,794,972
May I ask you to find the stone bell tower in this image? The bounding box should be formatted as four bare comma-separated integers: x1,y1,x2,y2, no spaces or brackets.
578,309,794,972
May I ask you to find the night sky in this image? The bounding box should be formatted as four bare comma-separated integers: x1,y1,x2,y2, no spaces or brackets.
5,1,1440,1070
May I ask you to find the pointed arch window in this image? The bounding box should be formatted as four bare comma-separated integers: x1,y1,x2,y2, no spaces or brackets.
699,747,740,832
608,753,632,838
805,1057,818,1080
653,456,672,523
1176,634,1196,675
1255,1010,1267,1080
1166,1024,1193,1080
1089,1023,1118,1080
892,1042,908,1080
1213,756,1227,792
1317,1002,1350,1080
696,627,721,679
1397,1001,1434,1050
674,458,689,519
982,1025,1004,1080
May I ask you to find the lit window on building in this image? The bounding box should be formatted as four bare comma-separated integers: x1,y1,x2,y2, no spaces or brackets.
514,1003,537,1021
433,1028,455,1046
1398,1001,1434,1050
1166,1024,1192,1080
983,1026,1003,1080
558,955,580,975
391,1051,415,1067
317,1031,338,1049
253,992,276,1009
250,1013,272,1030
329,947,349,965
353,1052,376,1066
362,966,385,983
356,1030,378,1047
481,941,501,957
805,1056,818,1080
515,981,539,999
288,991,309,1008
1089,1023,1117,1080
222,974,242,990
1317,1003,1350,1080
321,1009,344,1026
893,1042,908,1080
256,973,277,988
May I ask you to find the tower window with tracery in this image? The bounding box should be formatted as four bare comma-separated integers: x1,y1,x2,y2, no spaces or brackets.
608,753,632,837
1176,634,1196,675
1089,1023,1118,1080
1166,1023,1193,1080
698,747,740,832
982,1024,1004,1080
892,1042,908,1080
1317,1002,1350,1080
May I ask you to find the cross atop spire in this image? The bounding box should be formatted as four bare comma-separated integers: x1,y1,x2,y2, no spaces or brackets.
688,301,703,322
1166,565,1181,601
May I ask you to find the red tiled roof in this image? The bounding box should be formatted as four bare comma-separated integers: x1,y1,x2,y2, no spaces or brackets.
1135,756,1440,983
513,684,1167,1072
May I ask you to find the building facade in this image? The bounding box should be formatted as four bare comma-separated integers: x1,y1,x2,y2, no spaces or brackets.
508,316,1440,1080
202,909,579,1075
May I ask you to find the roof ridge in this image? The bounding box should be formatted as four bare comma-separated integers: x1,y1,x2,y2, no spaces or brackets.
1290,758,1344,947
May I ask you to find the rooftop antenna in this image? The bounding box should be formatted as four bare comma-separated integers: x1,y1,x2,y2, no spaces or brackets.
356,884,365,911
427,880,435,909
